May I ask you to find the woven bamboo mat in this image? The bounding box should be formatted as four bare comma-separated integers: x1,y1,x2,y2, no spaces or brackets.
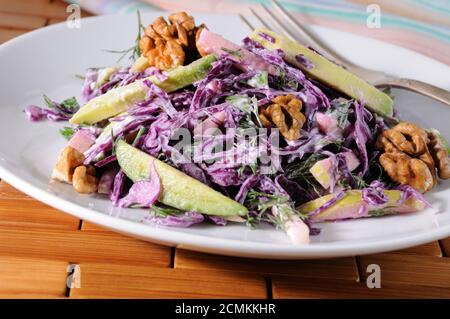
0,0,449,299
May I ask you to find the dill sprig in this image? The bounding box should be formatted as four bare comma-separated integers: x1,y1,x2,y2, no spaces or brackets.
104,10,145,62
59,127,75,140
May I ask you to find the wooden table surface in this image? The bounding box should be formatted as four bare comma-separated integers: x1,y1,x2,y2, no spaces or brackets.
0,0,449,299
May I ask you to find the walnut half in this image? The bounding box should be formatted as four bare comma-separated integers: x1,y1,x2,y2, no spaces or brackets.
73,165,98,194
139,12,204,70
376,122,437,193
259,94,306,141
428,130,450,179
51,146,85,184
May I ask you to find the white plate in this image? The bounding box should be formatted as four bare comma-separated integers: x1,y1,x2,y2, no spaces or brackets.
0,12,449,259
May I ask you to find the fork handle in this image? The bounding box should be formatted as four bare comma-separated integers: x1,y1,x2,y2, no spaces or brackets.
375,78,450,106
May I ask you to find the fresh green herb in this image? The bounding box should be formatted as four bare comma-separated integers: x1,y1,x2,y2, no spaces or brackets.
75,74,86,80
133,10,144,60
244,190,306,229
150,205,184,217
328,98,351,129
61,97,80,112
111,130,124,155
245,71,268,89
59,127,75,140
220,47,242,58
132,126,146,147
284,154,326,198
285,153,325,181
336,101,351,129
43,95,79,112
43,94,55,109
226,95,263,128
104,10,144,62
276,68,298,90
353,174,369,189
237,162,257,177
226,95,252,112
369,208,394,217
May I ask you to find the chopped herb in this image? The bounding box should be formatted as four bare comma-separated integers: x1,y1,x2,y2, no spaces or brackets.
150,205,184,217
352,174,369,189
237,162,257,176
285,153,325,181
59,126,75,140
104,10,144,62
111,130,124,155
369,209,394,217
226,95,263,128
245,71,268,89
75,74,86,80
328,98,351,129
133,10,144,61
336,102,351,129
60,97,80,112
220,47,242,58
244,190,306,229
276,68,298,90
43,94,55,109
132,126,146,146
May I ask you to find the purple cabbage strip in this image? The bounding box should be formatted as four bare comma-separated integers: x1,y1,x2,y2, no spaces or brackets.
118,162,161,208
362,181,389,206
24,105,70,122
144,211,205,228
295,54,314,69
95,155,117,167
307,191,346,217
257,32,275,43
142,79,178,118
84,114,154,164
110,170,126,206
98,168,119,195
353,101,371,176
275,175,308,203
144,66,169,82
242,42,330,114
396,184,432,207
235,175,260,203
208,216,227,226
81,68,99,102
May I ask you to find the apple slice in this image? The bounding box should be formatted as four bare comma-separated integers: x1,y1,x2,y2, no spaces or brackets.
298,190,426,222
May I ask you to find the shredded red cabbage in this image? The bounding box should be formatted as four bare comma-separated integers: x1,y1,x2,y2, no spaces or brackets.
362,181,389,206
144,211,205,227
307,191,346,217
118,162,161,208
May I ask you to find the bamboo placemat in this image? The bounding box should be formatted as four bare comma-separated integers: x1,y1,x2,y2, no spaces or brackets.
0,0,449,299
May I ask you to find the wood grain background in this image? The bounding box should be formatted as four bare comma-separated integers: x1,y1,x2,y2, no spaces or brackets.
0,0,449,299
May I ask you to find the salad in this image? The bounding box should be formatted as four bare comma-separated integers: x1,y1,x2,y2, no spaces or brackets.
25,12,450,245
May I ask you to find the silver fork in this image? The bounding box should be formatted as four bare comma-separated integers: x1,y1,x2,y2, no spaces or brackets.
241,0,450,106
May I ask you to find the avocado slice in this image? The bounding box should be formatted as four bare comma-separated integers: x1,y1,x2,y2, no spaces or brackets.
116,140,248,217
70,55,217,125
250,29,394,117
298,190,426,222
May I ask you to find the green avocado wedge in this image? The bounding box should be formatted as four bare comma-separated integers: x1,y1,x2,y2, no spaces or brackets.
250,29,394,117
70,54,217,125
116,140,248,217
